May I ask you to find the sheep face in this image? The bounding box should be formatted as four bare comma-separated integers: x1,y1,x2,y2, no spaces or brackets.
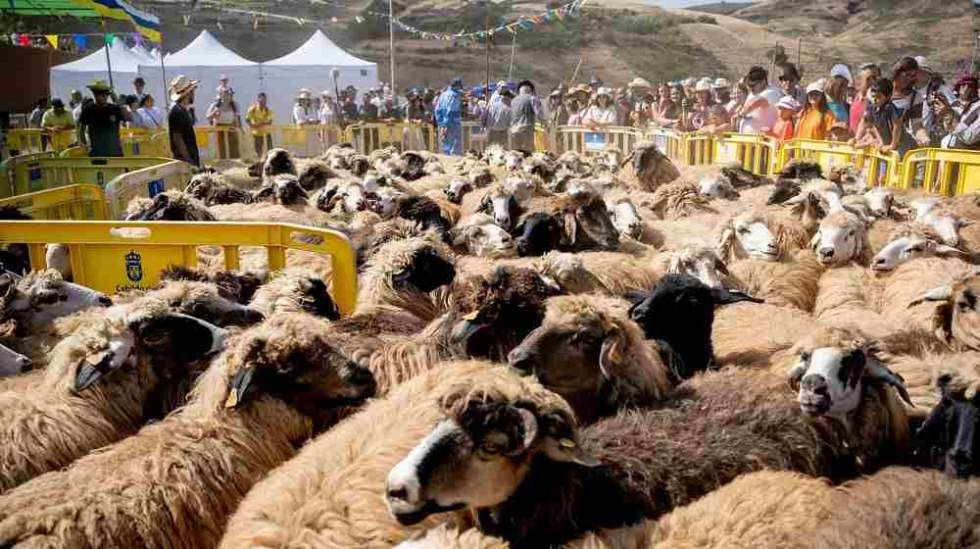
482,190,520,230
920,210,965,247
0,271,110,331
450,220,515,259
698,174,739,200
223,314,375,429
515,213,563,257
631,143,680,186
811,214,864,266
0,343,31,377
864,188,894,219
787,344,910,420
504,151,524,171
503,175,536,202
872,234,962,273
767,179,801,205
367,188,403,218
910,275,980,352
339,183,367,213
294,276,341,320
393,247,455,294
126,192,215,221
397,196,452,241
444,178,473,204
665,247,728,289
916,375,980,478
263,148,297,179
385,401,592,526
149,280,265,327
75,307,225,391
567,198,620,252
718,215,778,262
606,198,643,240
450,268,558,360
270,175,309,206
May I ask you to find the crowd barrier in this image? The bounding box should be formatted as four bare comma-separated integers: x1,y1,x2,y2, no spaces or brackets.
556,126,640,156
345,122,432,155
712,133,778,176
2,156,182,199
644,128,684,162
104,160,194,218
898,149,980,195
0,221,357,315
0,184,108,220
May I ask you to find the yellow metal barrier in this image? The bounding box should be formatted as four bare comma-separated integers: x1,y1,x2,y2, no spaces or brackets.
7,157,178,198
0,184,107,220
5,128,77,155
123,132,171,158
59,145,88,158
196,125,347,160
775,139,866,174
346,122,432,155
0,221,357,315
556,126,641,155
898,148,980,196
0,151,56,197
862,147,901,188
711,133,778,176
683,133,714,166
644,127,684,162
461,122,488,154
104,160,193,218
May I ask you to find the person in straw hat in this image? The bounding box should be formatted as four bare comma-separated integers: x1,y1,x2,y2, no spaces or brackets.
168,75,200,167
78,79,130,157
582,87,618,128
688,78,717,130
206,86,242,159
293,89,318,126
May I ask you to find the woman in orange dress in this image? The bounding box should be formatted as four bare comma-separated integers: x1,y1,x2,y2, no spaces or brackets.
795,79,838,140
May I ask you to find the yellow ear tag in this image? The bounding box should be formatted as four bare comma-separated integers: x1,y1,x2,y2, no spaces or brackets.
462,310,479,321
559,438,576,449
224,389,240,409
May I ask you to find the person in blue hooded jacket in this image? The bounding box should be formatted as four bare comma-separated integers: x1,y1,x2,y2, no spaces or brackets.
435,78,464,155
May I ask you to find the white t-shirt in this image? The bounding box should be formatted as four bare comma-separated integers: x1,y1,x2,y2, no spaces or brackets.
740,86,782,135
136,106,164,129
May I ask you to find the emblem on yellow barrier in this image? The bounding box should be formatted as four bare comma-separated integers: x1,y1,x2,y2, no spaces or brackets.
125,250,143,282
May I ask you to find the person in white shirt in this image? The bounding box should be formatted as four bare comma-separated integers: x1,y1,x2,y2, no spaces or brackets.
135,95,164,130
735,66,783,135
293,89,319,126
319,91,339,125
205,89,241,158
582,88,619,127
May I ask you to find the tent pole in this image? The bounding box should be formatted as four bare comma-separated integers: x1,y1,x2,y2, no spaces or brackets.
388,0,395,93
100,18,114,90
507,31,516,82
160,37,169,110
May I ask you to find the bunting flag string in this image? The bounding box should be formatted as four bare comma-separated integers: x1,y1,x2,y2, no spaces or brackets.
5,31,143,50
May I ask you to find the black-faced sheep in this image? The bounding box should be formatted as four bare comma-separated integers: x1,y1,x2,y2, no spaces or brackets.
132,279,265,328
247,267,340,320
262,148,297,181
124,191,216,221
357,236,456,322
386,326,911,547
506,294,670,423
0,299,225,493
618,142,680,191
0,313,376,548
297,159,336,191
185,169,252,206
913,359,980,477
252,174,310,207
396,195,453,242
218,362,550,548
515,193,620,256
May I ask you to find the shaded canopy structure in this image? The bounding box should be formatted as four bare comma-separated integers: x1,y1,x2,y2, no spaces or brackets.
138,30,260,114
49,38,144,101
261,30,379,124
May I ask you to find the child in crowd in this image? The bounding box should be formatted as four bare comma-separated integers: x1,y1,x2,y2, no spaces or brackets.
771,96,800,141
794,79,838,140
850,77,912,155
697,105,732,136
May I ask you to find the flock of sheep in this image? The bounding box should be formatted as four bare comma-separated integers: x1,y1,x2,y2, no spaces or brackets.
0,137,978,548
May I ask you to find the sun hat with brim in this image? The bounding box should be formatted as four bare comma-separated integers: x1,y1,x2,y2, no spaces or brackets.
777,96,801,111
830,64,853,85
713,78,731,89
87,80,112,93
595,87,613,99
297,89,312,100
168,75,198,101
806,79,826,95
914,56,932,72
628,77,652,90
695,80,713,92
682,77,697,87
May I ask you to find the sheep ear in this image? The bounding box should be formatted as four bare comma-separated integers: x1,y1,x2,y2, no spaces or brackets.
865,356,914,407
716,228,735,264
909,285,953,308
225,366,257,409
787,359,806,391
74,339,133,392
598,326,626,378
562,212,578,246
935,245,966,257
712,288,764,305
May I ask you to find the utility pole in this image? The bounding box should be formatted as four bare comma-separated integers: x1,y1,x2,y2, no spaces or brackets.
388,0,396,93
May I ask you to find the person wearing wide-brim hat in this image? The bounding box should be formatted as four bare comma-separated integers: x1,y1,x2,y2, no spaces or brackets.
78,79,130,158
167,75,201,167
293,88,318,126
567,84,591,103
628,77,653,91
582,87,617,128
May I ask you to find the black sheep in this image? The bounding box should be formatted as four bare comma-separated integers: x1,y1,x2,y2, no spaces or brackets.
395,196,451,242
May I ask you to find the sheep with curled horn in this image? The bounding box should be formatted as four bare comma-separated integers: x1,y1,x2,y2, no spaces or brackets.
0,313,376,549
385,326,912,547
219,361,566,548
506,294,671,423
0,298,226,494
618,141,680,192
185,169,253,206
124,191,216,221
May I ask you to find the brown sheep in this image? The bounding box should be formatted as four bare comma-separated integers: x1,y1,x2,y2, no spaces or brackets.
159,265,265,304
0,313,375,548
617,142,681,191
185,170,252,206
357,235,456,322
908,270,980,352
0,299,226,494
506,294,671,423
247,267,340,320
728,250,824,312
124,191,216,221
716,209,811,264
648,181,718,220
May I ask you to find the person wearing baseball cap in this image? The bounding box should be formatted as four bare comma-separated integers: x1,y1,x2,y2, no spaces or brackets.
713,78,732,105
795,79,837,140
772,95,800,141
167,75,201,166
78,79,130,157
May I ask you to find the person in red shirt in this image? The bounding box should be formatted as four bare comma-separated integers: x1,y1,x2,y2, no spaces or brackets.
771,96,800,141
849,63,882,133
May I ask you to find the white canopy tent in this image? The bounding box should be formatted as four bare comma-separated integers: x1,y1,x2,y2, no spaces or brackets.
138,30,261,119
262,30,379,124
130,44,158,64
50,39,145,102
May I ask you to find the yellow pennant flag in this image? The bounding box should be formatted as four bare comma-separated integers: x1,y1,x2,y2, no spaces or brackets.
46,35,58,48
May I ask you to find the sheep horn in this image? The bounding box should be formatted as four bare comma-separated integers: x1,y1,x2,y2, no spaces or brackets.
866,359,914,407
787,360,806,390
225,366,257,409
908,285,953,308
514,407,538,453
712,288,764,305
